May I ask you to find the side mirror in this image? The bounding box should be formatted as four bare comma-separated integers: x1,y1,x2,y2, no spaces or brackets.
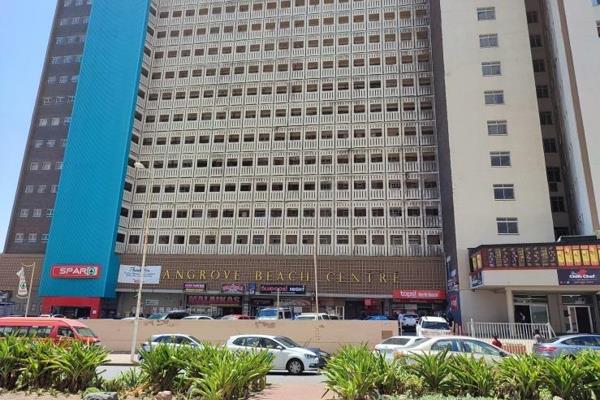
276,345,284,350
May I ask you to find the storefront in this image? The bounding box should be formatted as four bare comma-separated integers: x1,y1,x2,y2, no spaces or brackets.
391,289,447,317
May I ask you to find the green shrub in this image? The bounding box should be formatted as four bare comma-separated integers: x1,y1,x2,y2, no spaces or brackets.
138,344,188,393
0,336,29,389
47,340,109,393
407,350,453,394
447,354,497,398
575,350,600,398
496,354,545,400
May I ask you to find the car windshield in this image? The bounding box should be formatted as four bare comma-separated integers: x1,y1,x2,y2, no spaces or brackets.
258,309,278,317
422,321,449,330
276,336,300,348
74,327,97,338
148,313,166,320
404,314,418,319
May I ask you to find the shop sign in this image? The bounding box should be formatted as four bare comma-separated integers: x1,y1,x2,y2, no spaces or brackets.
118,265,161,284
187,295,242,306
222,283,244,294
557,245,600,267
558,268,600,285
51,264,100,279
259,284,306,295
392,290,446,300
183,282,206,293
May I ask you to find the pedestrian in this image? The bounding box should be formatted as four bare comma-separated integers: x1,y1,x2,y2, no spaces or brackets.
491,334,502,348
447,311,455,334
519,312,527,324
534,329,543,343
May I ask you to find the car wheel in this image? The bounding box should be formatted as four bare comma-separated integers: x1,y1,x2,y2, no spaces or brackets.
286,359,304,375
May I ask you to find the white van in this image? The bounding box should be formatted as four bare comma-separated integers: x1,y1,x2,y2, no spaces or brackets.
256,307,294,320
295,313,330,320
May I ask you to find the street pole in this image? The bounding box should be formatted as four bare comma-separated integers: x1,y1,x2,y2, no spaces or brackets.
313,233,319,315
130,161,153,362
24,262,35,317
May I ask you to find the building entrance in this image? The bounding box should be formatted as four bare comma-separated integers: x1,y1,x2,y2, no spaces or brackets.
567,306,593,333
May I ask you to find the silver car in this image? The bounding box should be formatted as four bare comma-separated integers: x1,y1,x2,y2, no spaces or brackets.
394,336,510,362
533,334,600,358
140,333,204,353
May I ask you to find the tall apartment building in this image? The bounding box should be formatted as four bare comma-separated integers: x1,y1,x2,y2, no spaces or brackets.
4,0,92,254
1,0,599,331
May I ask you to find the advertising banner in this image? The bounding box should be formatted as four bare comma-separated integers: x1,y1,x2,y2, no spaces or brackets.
392,289,446,300
259,284,306,295
222,283,245,294
558,268,600,285
118,265,161,284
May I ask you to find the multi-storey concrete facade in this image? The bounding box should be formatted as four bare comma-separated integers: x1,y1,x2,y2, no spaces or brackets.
4,0,92,254
1,0,599,330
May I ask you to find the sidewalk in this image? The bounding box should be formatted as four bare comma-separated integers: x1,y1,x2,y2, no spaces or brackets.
106,353,136,365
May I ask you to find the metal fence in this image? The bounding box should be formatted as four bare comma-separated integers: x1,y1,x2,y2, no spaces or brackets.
460,320,556,341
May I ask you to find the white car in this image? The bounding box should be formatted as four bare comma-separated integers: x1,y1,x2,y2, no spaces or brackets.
416,316,451,337
140,334,203,354
226,334,320,374
375,336,426,360
394,336,510,362
295,313,330,320
182,315,214,320
400,314,419,329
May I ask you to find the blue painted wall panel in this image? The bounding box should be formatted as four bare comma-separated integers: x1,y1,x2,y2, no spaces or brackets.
40,1,150,298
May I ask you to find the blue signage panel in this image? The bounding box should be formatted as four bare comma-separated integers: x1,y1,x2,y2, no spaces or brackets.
40,1,150,298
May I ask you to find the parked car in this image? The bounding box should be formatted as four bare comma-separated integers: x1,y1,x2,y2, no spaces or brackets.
182,315,214,320
226,334,321,374
140,334,204,353
416,316,451,337
256,307,294,320
220,314,252,320
375,336,426,360
400,314,419,330
533,334,600,358
121,316,146,320
147,310,190,320
39,313,66,318
394,336,510,362
0,317,99,344
295,313,330,320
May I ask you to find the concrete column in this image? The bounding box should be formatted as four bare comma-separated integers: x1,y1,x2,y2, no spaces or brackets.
506,287,515,323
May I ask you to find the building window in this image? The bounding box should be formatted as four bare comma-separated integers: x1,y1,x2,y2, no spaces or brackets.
540,111,553,125
484,90,504,105
547,167,562,182
487,120,508,135
493,184,515,200
479,34,499,48
536,85,549,98
543,138,557,153
24,185,34,193
28,233,38,243
550,196,566,212
41,234,49,242
33,209,42,218
527,11,538,23
530,35,543,47
532,59,546,72
497,217,519,234
490,151,511,167
19,209,29,218
15,233,24,243
477,7,496,21
482,61,501,76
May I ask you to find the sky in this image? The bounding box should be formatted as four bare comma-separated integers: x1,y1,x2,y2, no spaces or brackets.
0,2,56,247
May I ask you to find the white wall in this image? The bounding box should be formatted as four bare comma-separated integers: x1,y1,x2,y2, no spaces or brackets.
438,1,555,322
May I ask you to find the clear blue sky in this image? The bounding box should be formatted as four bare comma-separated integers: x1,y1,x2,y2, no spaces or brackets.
0,2,56,247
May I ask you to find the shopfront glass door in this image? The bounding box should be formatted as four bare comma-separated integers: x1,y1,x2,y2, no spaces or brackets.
568,306,593,333
530,304,549,324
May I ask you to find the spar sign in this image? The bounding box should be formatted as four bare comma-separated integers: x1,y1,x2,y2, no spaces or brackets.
51,264,101,279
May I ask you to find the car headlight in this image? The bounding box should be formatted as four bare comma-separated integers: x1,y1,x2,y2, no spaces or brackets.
304,354,318,359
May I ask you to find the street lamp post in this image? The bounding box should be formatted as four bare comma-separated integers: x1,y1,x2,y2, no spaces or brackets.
130,161,154,362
